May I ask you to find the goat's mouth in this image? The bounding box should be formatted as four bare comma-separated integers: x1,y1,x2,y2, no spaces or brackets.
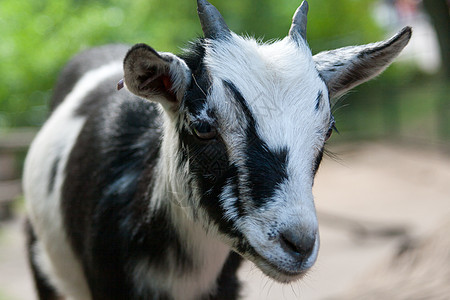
240,234,320,283
254,256,308,283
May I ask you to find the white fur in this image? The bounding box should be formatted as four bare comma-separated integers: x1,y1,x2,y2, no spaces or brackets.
131,220,230,300
24,61,123,300
219,179,239,221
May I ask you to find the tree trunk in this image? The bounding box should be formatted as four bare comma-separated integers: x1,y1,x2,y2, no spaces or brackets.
422,0,450,78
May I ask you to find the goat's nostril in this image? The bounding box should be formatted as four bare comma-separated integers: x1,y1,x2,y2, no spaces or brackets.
280,230,315,259
280,234,300,254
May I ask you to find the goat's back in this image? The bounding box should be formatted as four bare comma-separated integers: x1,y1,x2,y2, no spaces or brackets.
24,44,164,299
50,44,129,111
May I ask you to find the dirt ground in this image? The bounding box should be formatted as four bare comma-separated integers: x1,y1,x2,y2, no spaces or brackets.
1,142,449,300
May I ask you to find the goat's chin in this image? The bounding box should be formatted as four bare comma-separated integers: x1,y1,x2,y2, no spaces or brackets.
252,257,309,283
238,238,319,283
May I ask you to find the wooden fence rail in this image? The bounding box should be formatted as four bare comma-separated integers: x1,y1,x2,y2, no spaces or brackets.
0,128,37,221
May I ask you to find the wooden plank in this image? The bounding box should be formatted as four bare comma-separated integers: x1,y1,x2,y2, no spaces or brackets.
0,180,21,221
0,180,21,202
0,128,37,151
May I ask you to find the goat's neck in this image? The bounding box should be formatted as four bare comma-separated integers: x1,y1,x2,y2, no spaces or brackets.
142,135,231,299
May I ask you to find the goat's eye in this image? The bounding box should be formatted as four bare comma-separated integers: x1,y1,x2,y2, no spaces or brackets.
193,122,217,140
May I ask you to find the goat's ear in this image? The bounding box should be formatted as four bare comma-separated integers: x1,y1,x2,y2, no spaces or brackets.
123,43,191,112
314,27,412,100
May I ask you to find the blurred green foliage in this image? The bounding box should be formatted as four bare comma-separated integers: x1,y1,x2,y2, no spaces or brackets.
0,0,381,128
0,0,447,145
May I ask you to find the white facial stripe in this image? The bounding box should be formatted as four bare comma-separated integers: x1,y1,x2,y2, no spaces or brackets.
219,179,239,221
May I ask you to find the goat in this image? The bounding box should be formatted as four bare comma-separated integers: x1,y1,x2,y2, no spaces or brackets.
23,1,411,299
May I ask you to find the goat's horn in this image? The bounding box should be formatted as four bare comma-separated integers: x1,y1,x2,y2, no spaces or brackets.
197,0,231,40
289,0,309,43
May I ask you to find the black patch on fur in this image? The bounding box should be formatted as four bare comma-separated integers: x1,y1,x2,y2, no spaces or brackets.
179,39,210,117
47,156,60,194
224,81,289,209
205,251,243,300
315,90,323,111
180,122,241,236
25,219,61,300
200,165,241,236
246,144,289,208
177,127,245,242
179,39,207,74
190,138,230,185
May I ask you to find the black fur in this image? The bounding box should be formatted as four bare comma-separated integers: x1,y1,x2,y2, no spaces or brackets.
207,251,243,300
179,39,211,118
25,220,61,300
315,90,323,111
47,156,60,193
179,39,208,76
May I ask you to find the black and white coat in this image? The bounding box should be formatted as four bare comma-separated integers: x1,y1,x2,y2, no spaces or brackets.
23,1,411,299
